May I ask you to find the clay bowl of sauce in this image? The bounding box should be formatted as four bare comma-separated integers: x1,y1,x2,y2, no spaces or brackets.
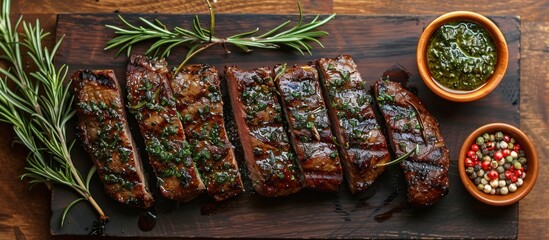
458,123,538,206
417,11,508,102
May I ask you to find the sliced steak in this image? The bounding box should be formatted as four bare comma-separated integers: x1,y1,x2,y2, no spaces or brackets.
317,56,391,193
225,66,302,197
374,79,449,206
126,55,204,202
274,64,343,192
171,64,244,201
72,69,154,208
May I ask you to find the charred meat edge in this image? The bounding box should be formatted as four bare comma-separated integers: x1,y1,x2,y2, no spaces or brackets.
72,69,154,208
317,56,391,193
274,64,343,192
171,64,244,201
225,66,302,197
374,79,449,206
126,55,204,202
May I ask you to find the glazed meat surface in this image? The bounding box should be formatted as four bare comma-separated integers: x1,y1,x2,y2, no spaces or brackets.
171,64,244,201
225,66,302,197
374,80,449,206
275,64,343,192
72,69,154,208
126,55,204,202
317,56,391,193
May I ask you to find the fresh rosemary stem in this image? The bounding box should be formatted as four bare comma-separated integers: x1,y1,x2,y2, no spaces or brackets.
0,0,107,226
105,0,335,74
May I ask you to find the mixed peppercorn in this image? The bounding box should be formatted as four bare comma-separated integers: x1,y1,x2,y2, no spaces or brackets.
465,131,528,195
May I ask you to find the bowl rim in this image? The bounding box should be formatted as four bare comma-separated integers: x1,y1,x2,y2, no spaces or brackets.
416,11,509,102
458,123,538,206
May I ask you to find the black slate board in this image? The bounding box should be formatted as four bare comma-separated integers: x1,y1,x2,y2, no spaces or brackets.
52,14,520,238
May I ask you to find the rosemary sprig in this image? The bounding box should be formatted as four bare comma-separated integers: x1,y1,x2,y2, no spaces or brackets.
105,0,335,74
375,144,419,168
0,0,107,226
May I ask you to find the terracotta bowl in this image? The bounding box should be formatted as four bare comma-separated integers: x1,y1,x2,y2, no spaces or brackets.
416,11,508,102
458,123,538,206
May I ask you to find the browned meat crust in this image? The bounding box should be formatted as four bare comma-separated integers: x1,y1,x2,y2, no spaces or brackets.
275,64,343,192
72,69,154,208
171,64,244,201
374,80,449,206
126,55,204,202
317,56,391,193
225,66,302,197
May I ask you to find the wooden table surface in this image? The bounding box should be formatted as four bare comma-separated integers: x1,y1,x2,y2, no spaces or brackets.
1,1,547,239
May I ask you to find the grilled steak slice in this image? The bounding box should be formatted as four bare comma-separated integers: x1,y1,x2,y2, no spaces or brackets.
225,66,302,197
171,64,244,201
317,56,391,193
126,55,204,202
274,64,343,192
72,69,154,208
374,79,449,206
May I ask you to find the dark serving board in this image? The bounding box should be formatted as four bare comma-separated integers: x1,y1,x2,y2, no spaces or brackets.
53,14,520,238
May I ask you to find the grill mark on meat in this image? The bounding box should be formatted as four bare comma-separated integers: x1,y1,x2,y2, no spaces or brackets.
171,64,244,201
225,66,302,197
72,69,154,208
126,55,204,202
274,64,343,192
374,80,449,206
317,55,391,193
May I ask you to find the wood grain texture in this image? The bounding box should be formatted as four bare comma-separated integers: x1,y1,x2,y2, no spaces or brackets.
49,13,519,238
0,0,548,240
13,0,332,14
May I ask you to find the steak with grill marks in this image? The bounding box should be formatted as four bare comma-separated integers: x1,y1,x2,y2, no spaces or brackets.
225,66,302,197
317,56,391,193
275,64,343,192
374,79,449,206
126,55,205,202
72,69,154,208
171,64,244,201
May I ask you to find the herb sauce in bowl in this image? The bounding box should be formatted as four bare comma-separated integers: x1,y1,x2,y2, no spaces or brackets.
427,21,497,91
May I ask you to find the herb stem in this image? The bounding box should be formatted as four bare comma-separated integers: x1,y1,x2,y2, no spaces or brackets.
105,1,335,74
376,144,419,168
1,0,107,226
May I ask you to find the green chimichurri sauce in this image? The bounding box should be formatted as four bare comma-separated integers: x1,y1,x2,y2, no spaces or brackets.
427,21,497,91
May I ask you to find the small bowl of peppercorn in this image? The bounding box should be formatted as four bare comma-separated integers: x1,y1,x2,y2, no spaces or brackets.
416,11,508,102
459,123,538,206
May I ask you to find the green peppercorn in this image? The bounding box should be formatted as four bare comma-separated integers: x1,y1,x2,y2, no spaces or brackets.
505,156,513,163
513,161,522,169
482,133,489,139
476,136,485,145
496,166,505,173
495,131,504,141
466,167,474,174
